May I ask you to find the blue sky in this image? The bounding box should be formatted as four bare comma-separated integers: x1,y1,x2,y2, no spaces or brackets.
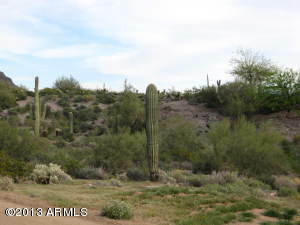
0,0,299,92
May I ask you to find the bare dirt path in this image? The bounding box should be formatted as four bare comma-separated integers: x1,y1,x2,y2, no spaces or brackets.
0,198,123,225
0,192,160,225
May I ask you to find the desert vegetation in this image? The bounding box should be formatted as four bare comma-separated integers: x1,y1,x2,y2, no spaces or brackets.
0,49,300,224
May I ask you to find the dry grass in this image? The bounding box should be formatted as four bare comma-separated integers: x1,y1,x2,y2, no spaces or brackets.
0,179,299,225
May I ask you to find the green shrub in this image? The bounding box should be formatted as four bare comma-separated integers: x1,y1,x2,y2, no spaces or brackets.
203,118,289,176
13,87,28,100
96,89,116,104
187,86,220,107
0,89,16,109
101,200,133,219
0,121,46,162
281,139,300,174
40,88,61,96
107,90,144,133
238,212,256,222
281,208,297,220
7,115,21,126
0,176,14,191
126,167,148,181
218,82,259,117
76,167,108,180
62,129,74,142
160,116,203,163
145,186,190,196
293,135,300,145
57,96,70,107
94,132,146,173
0,152,33,179
276,221,294,225
73,95,89,102
259,68,300,113
263,209,281,218
278,187,298,197
93,105,102,113
75,107,97,122
258,175,276,189
53,76,81,94
207,171,239,185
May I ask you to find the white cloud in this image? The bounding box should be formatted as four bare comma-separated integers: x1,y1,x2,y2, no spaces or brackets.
81,81,104,90
0,0,299,90
35,44,99,59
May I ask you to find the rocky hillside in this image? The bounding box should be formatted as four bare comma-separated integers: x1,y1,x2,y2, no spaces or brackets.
0,71,16,87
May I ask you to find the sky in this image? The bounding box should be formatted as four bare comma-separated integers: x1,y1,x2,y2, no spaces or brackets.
0,0,299,92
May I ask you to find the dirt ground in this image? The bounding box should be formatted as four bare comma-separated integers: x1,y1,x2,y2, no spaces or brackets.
0,192,159,225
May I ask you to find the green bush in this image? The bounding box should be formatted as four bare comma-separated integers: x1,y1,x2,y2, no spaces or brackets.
73,94,94,103
13,87,28,101
57,96,70,107
218,82,259,117
0,90,16,109
96,89,117,104
160,116,203,163
75,107,97,122
76,167,108,180
185,171,239,187
0,152,33,179
53,76,81,94
0,176,14,191
7,115,21,126
258,175,276,189
0,121,46,162
126,167,148,181
101,200,133,219
263,209,281,218
259,68,300,113
281,208,298,220
238,212,256,222
278,187,298,197
281,139,300,174
40,88,62,96
186,86,220,107
204,118,289,176
94,132,146,173
107,90,144,133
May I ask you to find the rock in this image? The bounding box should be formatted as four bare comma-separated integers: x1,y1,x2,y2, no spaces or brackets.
0,71,16,87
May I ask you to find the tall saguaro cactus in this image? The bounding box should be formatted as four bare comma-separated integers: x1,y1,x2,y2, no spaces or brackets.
34,76,40,136
145,84,159,181
69,111,74,134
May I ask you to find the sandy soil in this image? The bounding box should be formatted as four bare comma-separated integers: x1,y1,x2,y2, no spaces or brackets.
0,199,102,225
0,192,160,225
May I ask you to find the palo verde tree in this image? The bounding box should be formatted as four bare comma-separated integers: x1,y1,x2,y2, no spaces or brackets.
53,75,81,94
261,68,300,112
230,48,278,85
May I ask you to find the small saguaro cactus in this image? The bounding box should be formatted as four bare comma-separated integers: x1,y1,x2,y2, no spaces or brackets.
207,74,210,87
145,84,159,181
34,76,40,136
69,111,73,134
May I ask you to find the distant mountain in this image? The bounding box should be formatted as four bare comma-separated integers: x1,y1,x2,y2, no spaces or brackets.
0,71,16,87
